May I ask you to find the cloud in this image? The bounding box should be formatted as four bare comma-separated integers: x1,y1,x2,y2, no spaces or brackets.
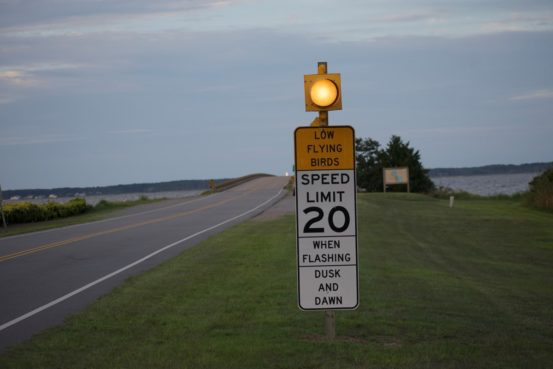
108,129,153,134
0,134,86,146
366,12,442,23
0,63,87,80
0,69,39,86
0,0,239,33
0,70,23,78
1,25,552,188
510,89,553,100
402,123,523,137
0,63,93,99
3,0,552,42
481,13,553,34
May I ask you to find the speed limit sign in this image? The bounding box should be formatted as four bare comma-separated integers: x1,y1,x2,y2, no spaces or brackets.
294,126,359,310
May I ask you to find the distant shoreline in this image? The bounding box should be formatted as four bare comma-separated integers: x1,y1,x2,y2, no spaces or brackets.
1,179,228,200
2,162,552,199
428,161,552,178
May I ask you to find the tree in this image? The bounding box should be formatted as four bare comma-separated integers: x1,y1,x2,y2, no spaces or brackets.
527,168,553,209
355,137,381,192
356,135,435,193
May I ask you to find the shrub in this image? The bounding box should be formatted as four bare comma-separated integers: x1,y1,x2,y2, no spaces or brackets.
4,202,43,223
428,186,481,200
95,199,110,208
3,198,91,224
527,169,553,209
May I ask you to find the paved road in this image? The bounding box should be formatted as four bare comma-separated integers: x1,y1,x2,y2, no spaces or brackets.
0,176,288,352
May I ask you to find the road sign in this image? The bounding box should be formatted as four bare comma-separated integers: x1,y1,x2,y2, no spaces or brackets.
383,167,410,192
294,125,358,310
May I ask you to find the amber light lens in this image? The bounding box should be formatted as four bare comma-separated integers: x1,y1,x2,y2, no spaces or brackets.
310,79,338,107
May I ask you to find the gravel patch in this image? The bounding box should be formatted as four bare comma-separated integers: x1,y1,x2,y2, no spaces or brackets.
253,193,295,221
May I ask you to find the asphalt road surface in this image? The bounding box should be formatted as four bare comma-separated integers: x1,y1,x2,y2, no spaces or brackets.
0,176,288,352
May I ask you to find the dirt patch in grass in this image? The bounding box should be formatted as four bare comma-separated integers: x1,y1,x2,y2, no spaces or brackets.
301,334,370,345
253,193,295,221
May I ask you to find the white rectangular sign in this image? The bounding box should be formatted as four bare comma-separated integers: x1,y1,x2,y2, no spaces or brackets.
294,126,359,310
383,167,409,185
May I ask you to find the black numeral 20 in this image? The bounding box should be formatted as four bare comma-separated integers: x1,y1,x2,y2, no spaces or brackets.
303,206,350,233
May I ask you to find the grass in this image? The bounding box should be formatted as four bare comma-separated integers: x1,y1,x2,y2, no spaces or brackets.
0,197,164,238
1,193,552,368
429,186,529,201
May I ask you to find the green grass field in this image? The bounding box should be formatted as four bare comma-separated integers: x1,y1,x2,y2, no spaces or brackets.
1,193,552,368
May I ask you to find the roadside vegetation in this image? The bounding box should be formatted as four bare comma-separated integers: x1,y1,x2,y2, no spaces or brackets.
429,186,527,201
527,168,553,210
1,193,551,368
356,135,434,193
430,168,553,212
0,196,163,237
356,135,552,211
2,198,91,224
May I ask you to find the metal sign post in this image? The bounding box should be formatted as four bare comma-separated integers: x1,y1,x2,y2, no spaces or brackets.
0,185,7,229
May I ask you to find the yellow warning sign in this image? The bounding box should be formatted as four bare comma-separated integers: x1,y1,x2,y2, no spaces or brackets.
294,126,355,171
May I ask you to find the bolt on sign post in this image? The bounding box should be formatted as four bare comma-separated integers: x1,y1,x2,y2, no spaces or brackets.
383,167,410,192
296,62,358,340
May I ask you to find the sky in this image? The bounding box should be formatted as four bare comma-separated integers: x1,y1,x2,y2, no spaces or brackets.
1,0,552,189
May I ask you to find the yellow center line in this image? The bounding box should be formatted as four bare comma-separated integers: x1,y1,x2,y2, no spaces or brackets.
0,190,253,263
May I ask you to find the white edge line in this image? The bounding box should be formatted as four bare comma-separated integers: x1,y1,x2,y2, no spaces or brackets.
0,188,284,332
0,192,219,241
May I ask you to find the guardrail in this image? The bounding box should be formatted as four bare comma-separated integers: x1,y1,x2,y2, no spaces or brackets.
203,173,274,194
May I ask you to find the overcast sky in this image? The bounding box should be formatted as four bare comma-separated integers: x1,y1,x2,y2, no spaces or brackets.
1,0,552,189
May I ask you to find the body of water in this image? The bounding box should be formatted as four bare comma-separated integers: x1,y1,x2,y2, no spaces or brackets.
4,190,203,206
430,172,540,196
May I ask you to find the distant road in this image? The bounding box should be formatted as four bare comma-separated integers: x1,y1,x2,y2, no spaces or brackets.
0,176,288,352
